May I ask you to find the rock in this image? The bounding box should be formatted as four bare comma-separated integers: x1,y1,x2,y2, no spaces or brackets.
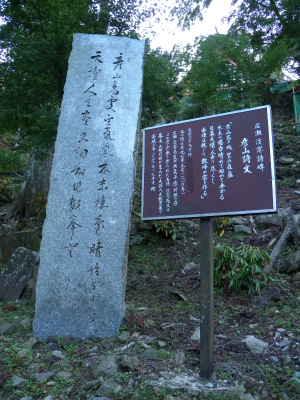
277,327,286,333
52,350,65,359
160,371,172,380
20,317,32,330
233,225,252,235
0,247,39,301
97,377,120,395
191,326,200,341
282,354,292,365
278,157,295,164
249,323,258,329
261,286,282,300
147,372,243,397
57,371,72,379
20,397,33,400
183,262,198,272
0,323,15,335
44,396,54,400
174,351,185,365
120,356,139,371
243,335,268,353
140,349,158,360
254,214,284,229
35,371,55,383
230,217,247,225
24,337,38,348
277,338,292,349
251,296,269,307
270,356,279,363
12,375,27,387
118,331,131,342
17,348,30,358
93,356,119,378
279,250,300,273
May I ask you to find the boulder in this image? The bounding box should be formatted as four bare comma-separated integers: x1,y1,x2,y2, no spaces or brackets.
0,247,39,301
279,250,300,273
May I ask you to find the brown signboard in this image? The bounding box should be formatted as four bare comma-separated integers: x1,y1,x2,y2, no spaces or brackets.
142,105,277,220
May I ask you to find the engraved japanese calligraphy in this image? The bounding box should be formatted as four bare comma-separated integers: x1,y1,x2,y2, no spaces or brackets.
33,34,145,340
142,106,276,220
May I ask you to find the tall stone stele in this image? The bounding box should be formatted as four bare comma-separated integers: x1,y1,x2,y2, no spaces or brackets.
33,34,145,340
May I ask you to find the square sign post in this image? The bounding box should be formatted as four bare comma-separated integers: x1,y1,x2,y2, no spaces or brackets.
141,105,277,379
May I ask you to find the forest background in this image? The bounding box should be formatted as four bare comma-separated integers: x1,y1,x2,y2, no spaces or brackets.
0,0,300,221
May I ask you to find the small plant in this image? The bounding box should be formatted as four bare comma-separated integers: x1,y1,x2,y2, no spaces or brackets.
115,371,133,384
0,176,14,204
29,190,48,221
154,219,185,240
214,217,231,236
214,244,272,294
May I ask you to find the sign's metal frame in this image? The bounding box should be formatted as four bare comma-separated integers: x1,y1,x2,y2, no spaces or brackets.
142,105,277,220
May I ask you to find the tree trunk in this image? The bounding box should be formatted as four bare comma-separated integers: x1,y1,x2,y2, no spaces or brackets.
263,209,299,273
5,149,54,222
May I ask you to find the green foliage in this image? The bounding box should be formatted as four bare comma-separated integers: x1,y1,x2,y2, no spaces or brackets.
228,0,300,75
181,32,290,120
214,217,231,236
0,176,14,204
142,43,183,127
170,0,212,29
0,0,161,152
154,219,185,240
0,149,28,173
214,244,272,294
28,190,48,222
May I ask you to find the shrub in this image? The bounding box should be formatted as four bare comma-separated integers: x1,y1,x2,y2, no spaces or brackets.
214,244,272,294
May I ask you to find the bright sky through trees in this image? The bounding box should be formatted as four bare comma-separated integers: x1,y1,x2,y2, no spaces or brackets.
142,0,236,51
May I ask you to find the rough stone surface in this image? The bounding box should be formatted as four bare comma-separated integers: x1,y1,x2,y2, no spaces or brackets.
97,377,120,395
0,323,15,335
261,286,282,300
243,335,268,353
191,326,200,341
57,371,72,379
254,214,284,228
21,317,32,330
183,262,198,272
233,225,252,235
147,373,243,397
278,157,295,164
12,375,27,388
33,34,145,340
251,295,269,307
140,349,158,360
120,356,139,371
93,356,119,377
279,250,300,273
0,247,38,301
35,371,55,383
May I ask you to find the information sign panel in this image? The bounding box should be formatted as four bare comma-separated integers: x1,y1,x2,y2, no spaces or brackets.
142,106,276,220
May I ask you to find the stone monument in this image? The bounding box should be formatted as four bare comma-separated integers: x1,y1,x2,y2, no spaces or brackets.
33,34,145,339
0,247,39,301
